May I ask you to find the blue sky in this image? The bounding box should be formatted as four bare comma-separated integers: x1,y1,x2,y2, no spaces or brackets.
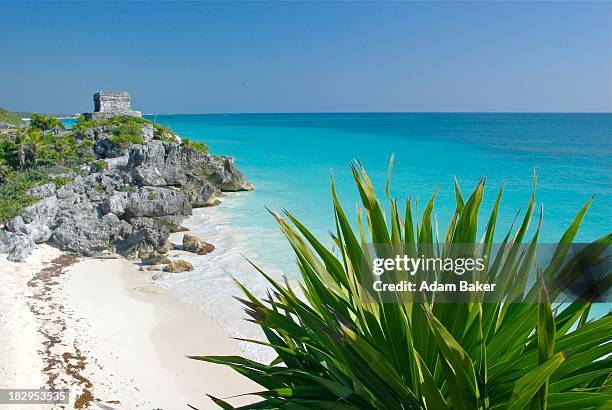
0,1,610,113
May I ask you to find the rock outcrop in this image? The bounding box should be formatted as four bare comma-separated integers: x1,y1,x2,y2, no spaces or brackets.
163,259,194,273
183,234,215,255
52,214,127,256
4,233,34,262
1,121,252,262
127,141,253,191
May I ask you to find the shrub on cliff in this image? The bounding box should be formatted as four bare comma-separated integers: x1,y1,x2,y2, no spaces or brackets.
35,131,95,167
0,169,49,223
181,137,208,154
111,122,144,148
29,113,64,131
0,158,14,183
91,160,108,173
73,115,96,135
0,134,18,169
193,162,611,409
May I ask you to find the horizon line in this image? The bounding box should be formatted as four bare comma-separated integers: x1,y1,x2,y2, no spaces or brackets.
10,110,612,117
139,111,612,116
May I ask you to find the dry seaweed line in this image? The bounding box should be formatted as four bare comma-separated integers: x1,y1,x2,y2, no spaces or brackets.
27,254,95,409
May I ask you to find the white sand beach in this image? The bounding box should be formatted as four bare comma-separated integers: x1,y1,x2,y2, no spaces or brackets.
0,245,259,409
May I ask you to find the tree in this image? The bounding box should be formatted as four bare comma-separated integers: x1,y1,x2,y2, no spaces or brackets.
14,129,28,171
13,128,43,171
29,113,63,131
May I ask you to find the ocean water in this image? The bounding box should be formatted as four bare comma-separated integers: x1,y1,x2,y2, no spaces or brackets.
150,113,611,246
68,113,612,357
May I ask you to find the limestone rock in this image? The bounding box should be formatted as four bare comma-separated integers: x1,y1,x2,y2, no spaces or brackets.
141,124,154,143
21,196,59,226
182,234,215,255
101,191,128,215
0,229,9,253
163,259,193,273
127,141,167,186
182,178,217,207
141,252,171,265
5,233,34,262
127,142,253,194
216,156,254,191
119,217,170,260
124,187,192,219
94,139,127,158
26,182,56,198
52,214,126,255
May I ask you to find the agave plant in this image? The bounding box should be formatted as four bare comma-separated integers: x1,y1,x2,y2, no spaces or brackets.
192,161,611,409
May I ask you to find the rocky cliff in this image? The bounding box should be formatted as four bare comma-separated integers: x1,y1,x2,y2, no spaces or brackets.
0,120,252,262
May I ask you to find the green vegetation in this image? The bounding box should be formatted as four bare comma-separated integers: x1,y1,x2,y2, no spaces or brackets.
0,117,96,223
0,110,203,224
0,169,49,223
91,160,108,172
181,137,208,154
53,176,71,188
0,158,14,183
111,122,144,148
34,132,96,167
147,191,158,200
73,115,96,134
94,114,173,139
0,108,23,126
29,113,64,131
193,162,611,409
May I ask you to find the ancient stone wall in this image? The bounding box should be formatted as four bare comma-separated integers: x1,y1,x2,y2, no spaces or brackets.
94,92,132,113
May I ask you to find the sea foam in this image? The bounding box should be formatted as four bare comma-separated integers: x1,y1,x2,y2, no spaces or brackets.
160,193,287,363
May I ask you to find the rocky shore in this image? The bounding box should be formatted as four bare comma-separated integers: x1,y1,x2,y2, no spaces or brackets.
0,117,252,265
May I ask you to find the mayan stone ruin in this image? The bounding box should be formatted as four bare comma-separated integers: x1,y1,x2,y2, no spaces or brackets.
84,91,142,120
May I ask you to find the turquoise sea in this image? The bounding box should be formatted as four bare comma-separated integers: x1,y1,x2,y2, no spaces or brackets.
151,112,611,246
69,113,612,355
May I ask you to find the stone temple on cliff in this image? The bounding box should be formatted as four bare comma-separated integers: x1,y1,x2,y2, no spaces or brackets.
84,91,141,120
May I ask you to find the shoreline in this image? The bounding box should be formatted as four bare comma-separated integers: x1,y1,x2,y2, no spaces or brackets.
0,244,259,409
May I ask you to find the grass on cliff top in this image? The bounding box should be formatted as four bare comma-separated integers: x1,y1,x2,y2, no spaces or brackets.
0,108,23,126
76,114,209,153
111,122,144,148
192,161,611,409
80,114,174,139
181,137,208,154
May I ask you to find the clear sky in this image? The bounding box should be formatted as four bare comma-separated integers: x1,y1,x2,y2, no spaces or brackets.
0,1,610,114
